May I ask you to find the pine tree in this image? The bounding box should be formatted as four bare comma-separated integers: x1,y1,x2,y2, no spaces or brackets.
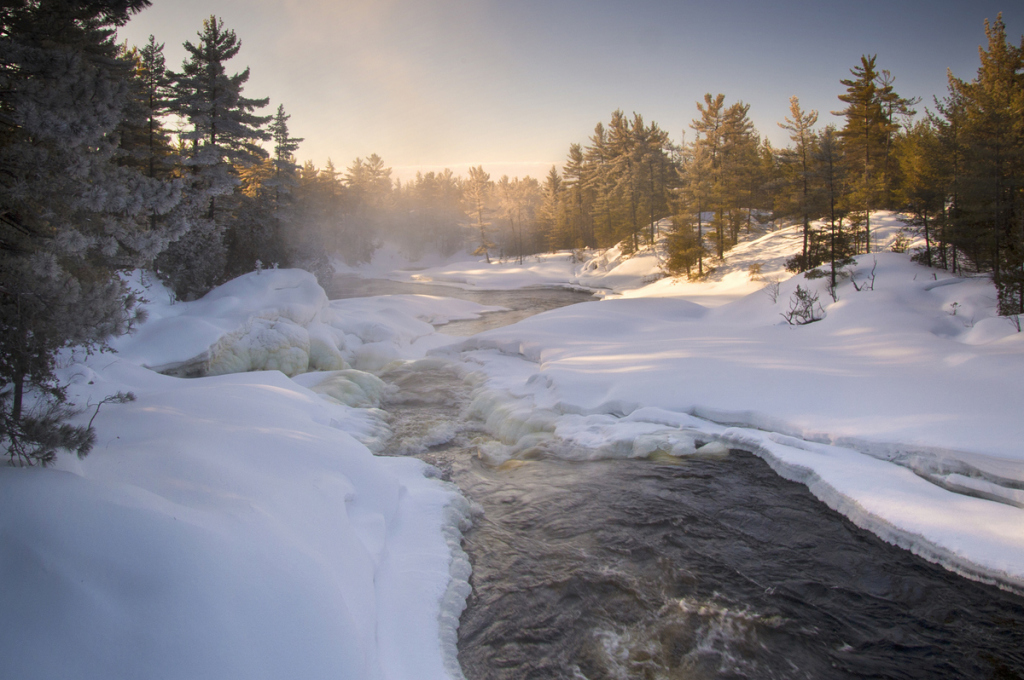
876,69,919,209
465,165,495,262
896,119,944,267
291,159,341,272
676,137,714,276
268,104,302,204
118,36,175,181
833,55,887,252
562,143,594,248
158,15,270,299
778,96,819,266
931,82,970,273
667,141,709,280
343,153,391,264
584,122,619,247
719,100,759,244
635,117,674,245
496,175,540,263
538,165,570,251
804,125,854,295
945,15,1024,313
690,94,727,257
0,0,183,464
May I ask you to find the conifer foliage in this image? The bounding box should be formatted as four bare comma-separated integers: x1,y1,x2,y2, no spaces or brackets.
157,15,271,299
0,0,179,464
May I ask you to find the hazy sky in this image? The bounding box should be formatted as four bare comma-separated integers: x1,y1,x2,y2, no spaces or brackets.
119,0,1021,182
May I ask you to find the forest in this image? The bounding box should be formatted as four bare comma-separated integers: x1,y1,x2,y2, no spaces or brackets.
1,1,1022,463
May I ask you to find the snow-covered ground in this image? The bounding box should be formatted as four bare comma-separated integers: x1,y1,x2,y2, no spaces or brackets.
1,270,499,680
4,211,1023,679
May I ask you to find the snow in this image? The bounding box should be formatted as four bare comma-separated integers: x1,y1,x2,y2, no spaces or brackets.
1,269,496,680
5,211,1024,679
111,269,502,376
427,212,1024,592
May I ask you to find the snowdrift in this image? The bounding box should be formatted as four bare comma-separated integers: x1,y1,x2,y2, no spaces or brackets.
0,269,504,680
112,269,501,376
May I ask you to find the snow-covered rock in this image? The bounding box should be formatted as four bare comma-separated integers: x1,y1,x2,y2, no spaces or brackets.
114,269,501,376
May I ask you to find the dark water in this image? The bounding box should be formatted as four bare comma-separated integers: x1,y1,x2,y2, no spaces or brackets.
456,455,1024,679
341,277,1024,680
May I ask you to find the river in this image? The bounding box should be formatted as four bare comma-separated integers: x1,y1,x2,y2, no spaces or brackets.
330,276,1024,680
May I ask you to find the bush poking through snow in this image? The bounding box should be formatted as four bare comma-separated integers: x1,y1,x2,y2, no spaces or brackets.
890,231,913,253
781,285,824,325
762,277,782,303
850,257,878,292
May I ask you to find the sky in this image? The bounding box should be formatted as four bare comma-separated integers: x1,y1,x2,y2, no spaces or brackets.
119,0,1021,183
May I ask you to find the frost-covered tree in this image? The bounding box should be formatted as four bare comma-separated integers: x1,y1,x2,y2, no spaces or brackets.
157,15,270,299
0,0,182,465
118,36,174,180
268,103,302,205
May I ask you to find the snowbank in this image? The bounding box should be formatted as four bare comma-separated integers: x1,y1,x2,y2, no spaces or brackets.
0,269,497,680
0,358,472,680
112,269,501,376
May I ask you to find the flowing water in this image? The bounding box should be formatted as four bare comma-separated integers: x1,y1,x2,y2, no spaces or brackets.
333,277,1024,679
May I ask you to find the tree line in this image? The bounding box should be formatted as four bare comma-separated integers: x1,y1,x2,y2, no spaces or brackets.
1,2,1021,464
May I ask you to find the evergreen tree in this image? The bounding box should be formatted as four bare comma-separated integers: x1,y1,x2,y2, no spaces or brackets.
803,125,854,295
562,143,595,248
945,14,1024,313
118,35,175,181
158,15,270,299
876,69,920,208
690,94,728,257
675,137,714,276
833,55,887,253
538,165,569,251
778,96,819,266
896,119,944,267
636,117,674,245
465,165,495,262
719,100,760,244
0,0,183,464
268,104,303,204
292,159,342,272
931,83,970,272
496,175,540,263
584,122,619,247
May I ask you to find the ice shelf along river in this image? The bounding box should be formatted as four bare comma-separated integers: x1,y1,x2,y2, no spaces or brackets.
329,276,1024,680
